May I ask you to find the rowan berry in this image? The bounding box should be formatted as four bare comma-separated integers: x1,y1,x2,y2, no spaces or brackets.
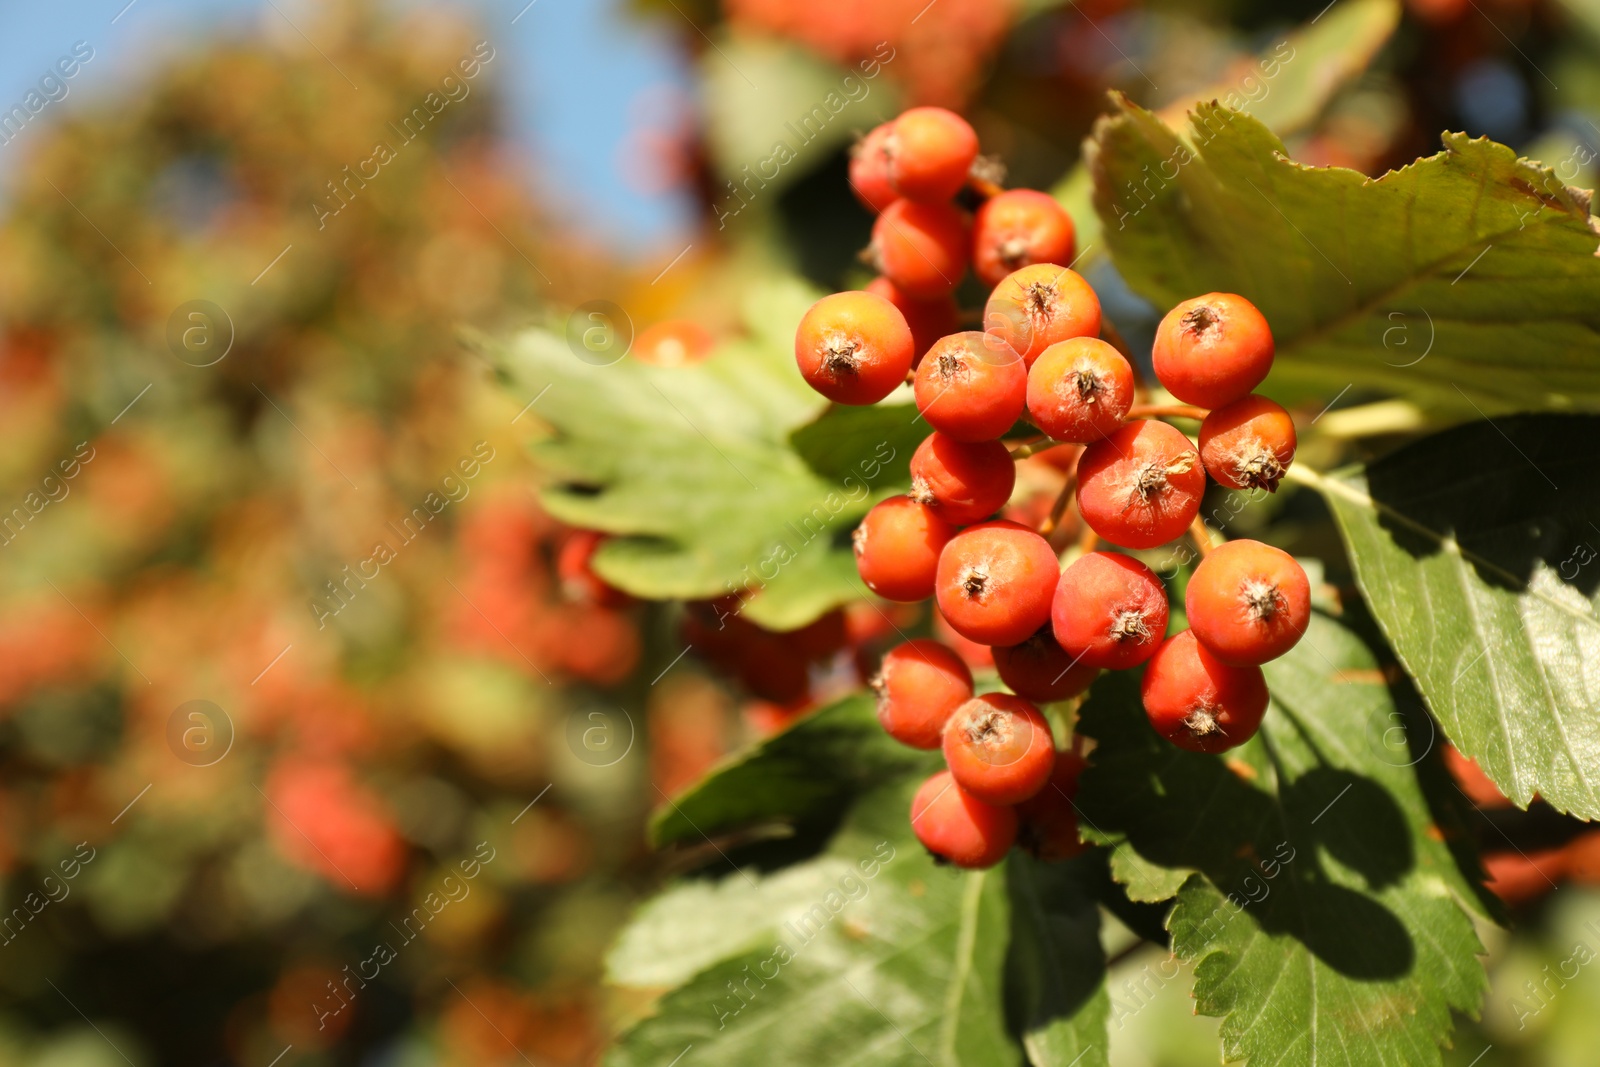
1152,292,1274,408
1015,751,1089,861
872,199,969,299
1140,630,1269,754
1050,551,1168,670
972,189,1076,287
984,263,1101,366
872,639,974,749
909,432,1016,526
1198,395,1297,492
910,769,1017,869
935,520,1059,646
887,107,979,202
913,331,1026,442
865,276,961,368
849,123,898,213
853,496,957,602
993,625,1099,703
1185,539,1311,666
1026,337,1135,443
1076,420,1205,549
794,290,915,405
942,692,1056,804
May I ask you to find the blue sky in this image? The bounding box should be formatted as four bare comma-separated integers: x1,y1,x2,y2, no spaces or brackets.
0,0,695,256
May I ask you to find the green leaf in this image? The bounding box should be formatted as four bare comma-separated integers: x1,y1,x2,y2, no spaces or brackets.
1310,414,1600,819
1075,611,1489,1067
1086,98,1600,409
1054,0,1401,269
615,693,1116,1066
610,777,1022,1067
648,692,938,848
1006,854,1111,1067
477,281,915,630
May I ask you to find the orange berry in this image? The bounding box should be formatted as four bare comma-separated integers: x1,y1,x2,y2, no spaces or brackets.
934,519,1059,646
1140,630,1269,754
873,199,969,299
984,263,1102,366
909,431,1016,526
913,331,1026,442
872,639,973,749
910,769,1017,869
853,496,957,602
849,123,897,213
973,189,1076,287
1185,539,1310,666
794,290,915,405
1026,337,1135,443
1199,395,1297,492
992,625,1099,703
887,106,979,202
1015,751,1090,861
1051,551,1168,670
942,692,1056,804
1076,420,1206,549
1152,292,1274,408
865,276,961,367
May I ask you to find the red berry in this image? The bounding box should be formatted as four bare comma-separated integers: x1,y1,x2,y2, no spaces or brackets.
984,263,1101,367
557,530,635,609
849,123,898,213
887,107,979,202
1051,551,1168,670
909,432,1016,526
935,520,1058,646
942,692,1056,804
865,276,961,368
872,199,969,299
1076,420,1205,549
794,290,915,405
1015,751,1089,861
910,769,1017,869
1185,539,1311,666
1152,293,1274,409
1026,337,1135,443
853,496,957,602
872,639,974,749
1140,630,1269,754
1199,395,1297,492
972,190,1076,288
913,331,1026,442
993,625,1099,702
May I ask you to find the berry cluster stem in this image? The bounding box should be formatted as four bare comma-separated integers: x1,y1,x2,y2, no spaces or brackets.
1188,516,1214,558
1007,435,1053,458
1038,469,1079,538
1128,404,1210,422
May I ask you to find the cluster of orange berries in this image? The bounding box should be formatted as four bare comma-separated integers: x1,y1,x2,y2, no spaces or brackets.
793,106,1311,868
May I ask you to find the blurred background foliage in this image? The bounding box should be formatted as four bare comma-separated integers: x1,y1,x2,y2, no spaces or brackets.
0,0,1594,1063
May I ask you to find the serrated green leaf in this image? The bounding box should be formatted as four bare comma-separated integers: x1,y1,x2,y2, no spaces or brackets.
1310,414,1600,819
478,292,914,630
1087,98,1600,409
1055,0,1401,268
649,692,938,848
1075,611,1489,1067
610,777,1021,1067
